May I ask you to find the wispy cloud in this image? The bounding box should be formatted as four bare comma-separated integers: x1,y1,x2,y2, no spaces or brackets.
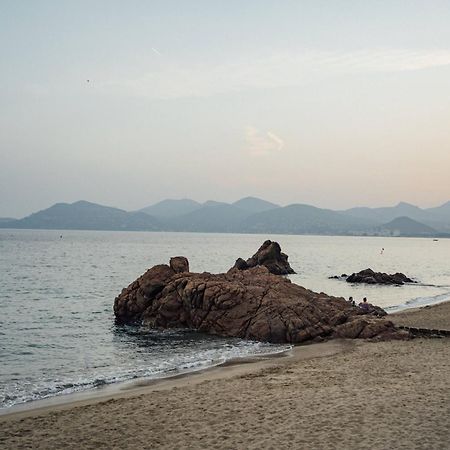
245,127,284,156
94,48,450,99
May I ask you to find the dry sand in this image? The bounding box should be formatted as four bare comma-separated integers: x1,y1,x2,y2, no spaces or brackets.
1,303,449,450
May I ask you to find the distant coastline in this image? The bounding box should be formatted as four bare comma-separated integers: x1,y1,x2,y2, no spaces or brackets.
2,197,450,238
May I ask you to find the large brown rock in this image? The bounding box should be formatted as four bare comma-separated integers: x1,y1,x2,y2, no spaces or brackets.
114,249,409,344
231,240,295,275
114,264,175,324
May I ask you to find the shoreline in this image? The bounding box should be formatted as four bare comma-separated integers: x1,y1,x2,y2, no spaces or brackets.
1,302,449,449
385,290,450,313
2,228,450,241
0,340,350,421
389,298,450,330
2,299,449,420
0,347,293,418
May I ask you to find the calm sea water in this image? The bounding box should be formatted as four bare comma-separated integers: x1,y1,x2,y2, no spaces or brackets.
1,230,449,410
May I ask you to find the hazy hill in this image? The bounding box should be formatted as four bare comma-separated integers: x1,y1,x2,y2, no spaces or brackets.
379,202,426,221
232,197,279,214
3,198,449,236
140,197,279,219
378,216,437,237
139,199,201,218
339,206,384,223
202,200,230,208
343,202,426,223
241,204,375,235
166,203,250,232
0,217,15,225
427,201,450,222
3,201,161,231
342,201,450,232
138,197,280,232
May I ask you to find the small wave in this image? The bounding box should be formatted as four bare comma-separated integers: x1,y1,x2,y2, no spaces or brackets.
386,291,450,313
0,338,290,411
414,282,450,288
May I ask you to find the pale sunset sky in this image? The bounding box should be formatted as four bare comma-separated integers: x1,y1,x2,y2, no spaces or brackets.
1,1,450,217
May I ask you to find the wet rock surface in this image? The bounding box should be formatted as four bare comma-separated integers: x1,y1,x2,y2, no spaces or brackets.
114,243,409,344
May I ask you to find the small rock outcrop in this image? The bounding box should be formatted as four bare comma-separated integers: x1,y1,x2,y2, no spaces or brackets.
114,243,409,344
346,269,415,285
231,240,295,275
170,256,189,273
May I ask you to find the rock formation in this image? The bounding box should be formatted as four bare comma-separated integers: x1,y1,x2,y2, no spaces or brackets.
170,256,189,274
345,269,415,285
231,240,295,275
114,244,409,344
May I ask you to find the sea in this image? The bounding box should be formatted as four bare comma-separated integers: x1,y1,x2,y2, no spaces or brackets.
1,229,449,412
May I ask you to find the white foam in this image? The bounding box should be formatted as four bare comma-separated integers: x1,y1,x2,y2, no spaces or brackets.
386,291,450,313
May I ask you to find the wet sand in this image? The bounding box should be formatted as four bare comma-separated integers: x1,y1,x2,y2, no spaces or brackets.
1,303,449,449
390,299,450,330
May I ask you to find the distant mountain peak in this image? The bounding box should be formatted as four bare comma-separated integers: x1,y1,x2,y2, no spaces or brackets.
73,200,91,205
139,198,202,218
71,200,105,208
381,216,436,236
395,201,420,209
5,200,160,231
232,197,279,214
387,215,428,224
234,196,270,203
159,198,199,204
203,200,229,207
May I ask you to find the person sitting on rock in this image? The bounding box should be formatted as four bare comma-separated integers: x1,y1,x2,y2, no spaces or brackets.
348,296,356,306
359,297,370,312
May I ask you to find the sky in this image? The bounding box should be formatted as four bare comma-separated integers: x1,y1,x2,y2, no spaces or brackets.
1,0,450,218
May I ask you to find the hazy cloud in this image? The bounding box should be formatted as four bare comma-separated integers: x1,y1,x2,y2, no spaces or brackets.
245,127,285,156
99,48,450,99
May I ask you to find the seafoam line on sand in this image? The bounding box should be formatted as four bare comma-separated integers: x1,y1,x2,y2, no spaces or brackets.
386,290,450,313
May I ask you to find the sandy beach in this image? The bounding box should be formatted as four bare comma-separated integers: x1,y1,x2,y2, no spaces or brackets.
390,300,450,330
1,302,449,450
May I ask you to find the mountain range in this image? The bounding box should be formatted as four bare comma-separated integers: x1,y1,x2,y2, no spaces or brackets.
0,201,161,231
2,197,450,237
